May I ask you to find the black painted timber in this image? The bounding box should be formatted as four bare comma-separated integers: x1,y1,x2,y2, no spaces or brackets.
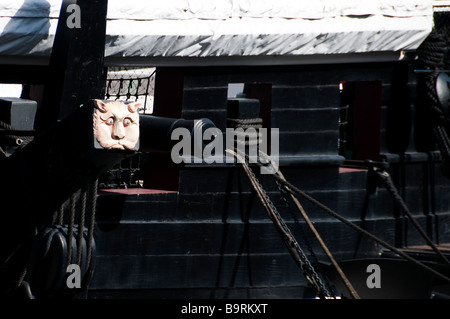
87,61,450,298
35,0,108,133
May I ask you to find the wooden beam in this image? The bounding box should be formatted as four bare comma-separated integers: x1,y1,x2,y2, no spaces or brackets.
35,0,108,133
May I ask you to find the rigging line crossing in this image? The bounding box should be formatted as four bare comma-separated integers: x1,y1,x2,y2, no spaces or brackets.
374,168,450,267
275,178,338,296
255,150,450,284
275,169,361,299
271,168,450,284
225,149,334,299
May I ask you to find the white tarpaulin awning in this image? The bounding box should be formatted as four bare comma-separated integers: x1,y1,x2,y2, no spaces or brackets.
0,0,435,66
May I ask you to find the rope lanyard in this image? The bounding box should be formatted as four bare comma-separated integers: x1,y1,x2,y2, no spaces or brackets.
16,178,99,298
269,164,450,284
226,149,335,298
275,169,360,299
374,167,450,267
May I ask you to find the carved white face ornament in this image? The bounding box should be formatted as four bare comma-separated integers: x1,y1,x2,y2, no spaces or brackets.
93,99,140,150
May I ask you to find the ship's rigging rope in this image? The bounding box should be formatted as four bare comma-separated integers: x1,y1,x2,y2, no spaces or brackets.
225,148,335,298
225,111,338,297
373,167,450,267
229,145,450,297
9,179,99,298
416,11,450,176
274,167,360,299
62,179,97,275
226,107,450,295
254,155,450,285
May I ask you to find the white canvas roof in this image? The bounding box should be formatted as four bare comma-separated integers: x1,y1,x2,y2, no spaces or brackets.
0,0,436,66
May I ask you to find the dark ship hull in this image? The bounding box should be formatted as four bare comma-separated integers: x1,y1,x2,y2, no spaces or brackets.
1,1,450,300
87,62,450,299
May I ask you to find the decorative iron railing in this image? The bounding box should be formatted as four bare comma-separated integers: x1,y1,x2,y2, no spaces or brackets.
99,67,156,189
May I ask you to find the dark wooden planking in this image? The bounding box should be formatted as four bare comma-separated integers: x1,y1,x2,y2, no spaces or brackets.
181,63,395,89
95,188,374,223
94,221,289,256
86,285,309,299
278,131,339,155
182,87,228,111
95,190,335,223
89,253,309,290
89,218,403,290
271,85,340,110
435,213,450,244
92,219,383,257
391,160,450,187
182,83,340,113
271,108,339,132
96,164,450,223
96,192,180,224
89,59,450,297
178,166,342,194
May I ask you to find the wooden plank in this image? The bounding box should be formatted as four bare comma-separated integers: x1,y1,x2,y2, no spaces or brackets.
94,221,289,255
35,0,108,132
181,63,394,88
271,108,339,132
86,285,308,299
92,219,384,257
404,244,450,252
178,166,342,194
272,85,340,109
96,187,373,223
278,131,339,155
182,87,228,111
89,218,403,290
99,189,177,195
89,254,308,290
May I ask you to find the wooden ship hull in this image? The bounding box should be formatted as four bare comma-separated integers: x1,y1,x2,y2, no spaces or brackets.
88,64,450,299
1,0,450,300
